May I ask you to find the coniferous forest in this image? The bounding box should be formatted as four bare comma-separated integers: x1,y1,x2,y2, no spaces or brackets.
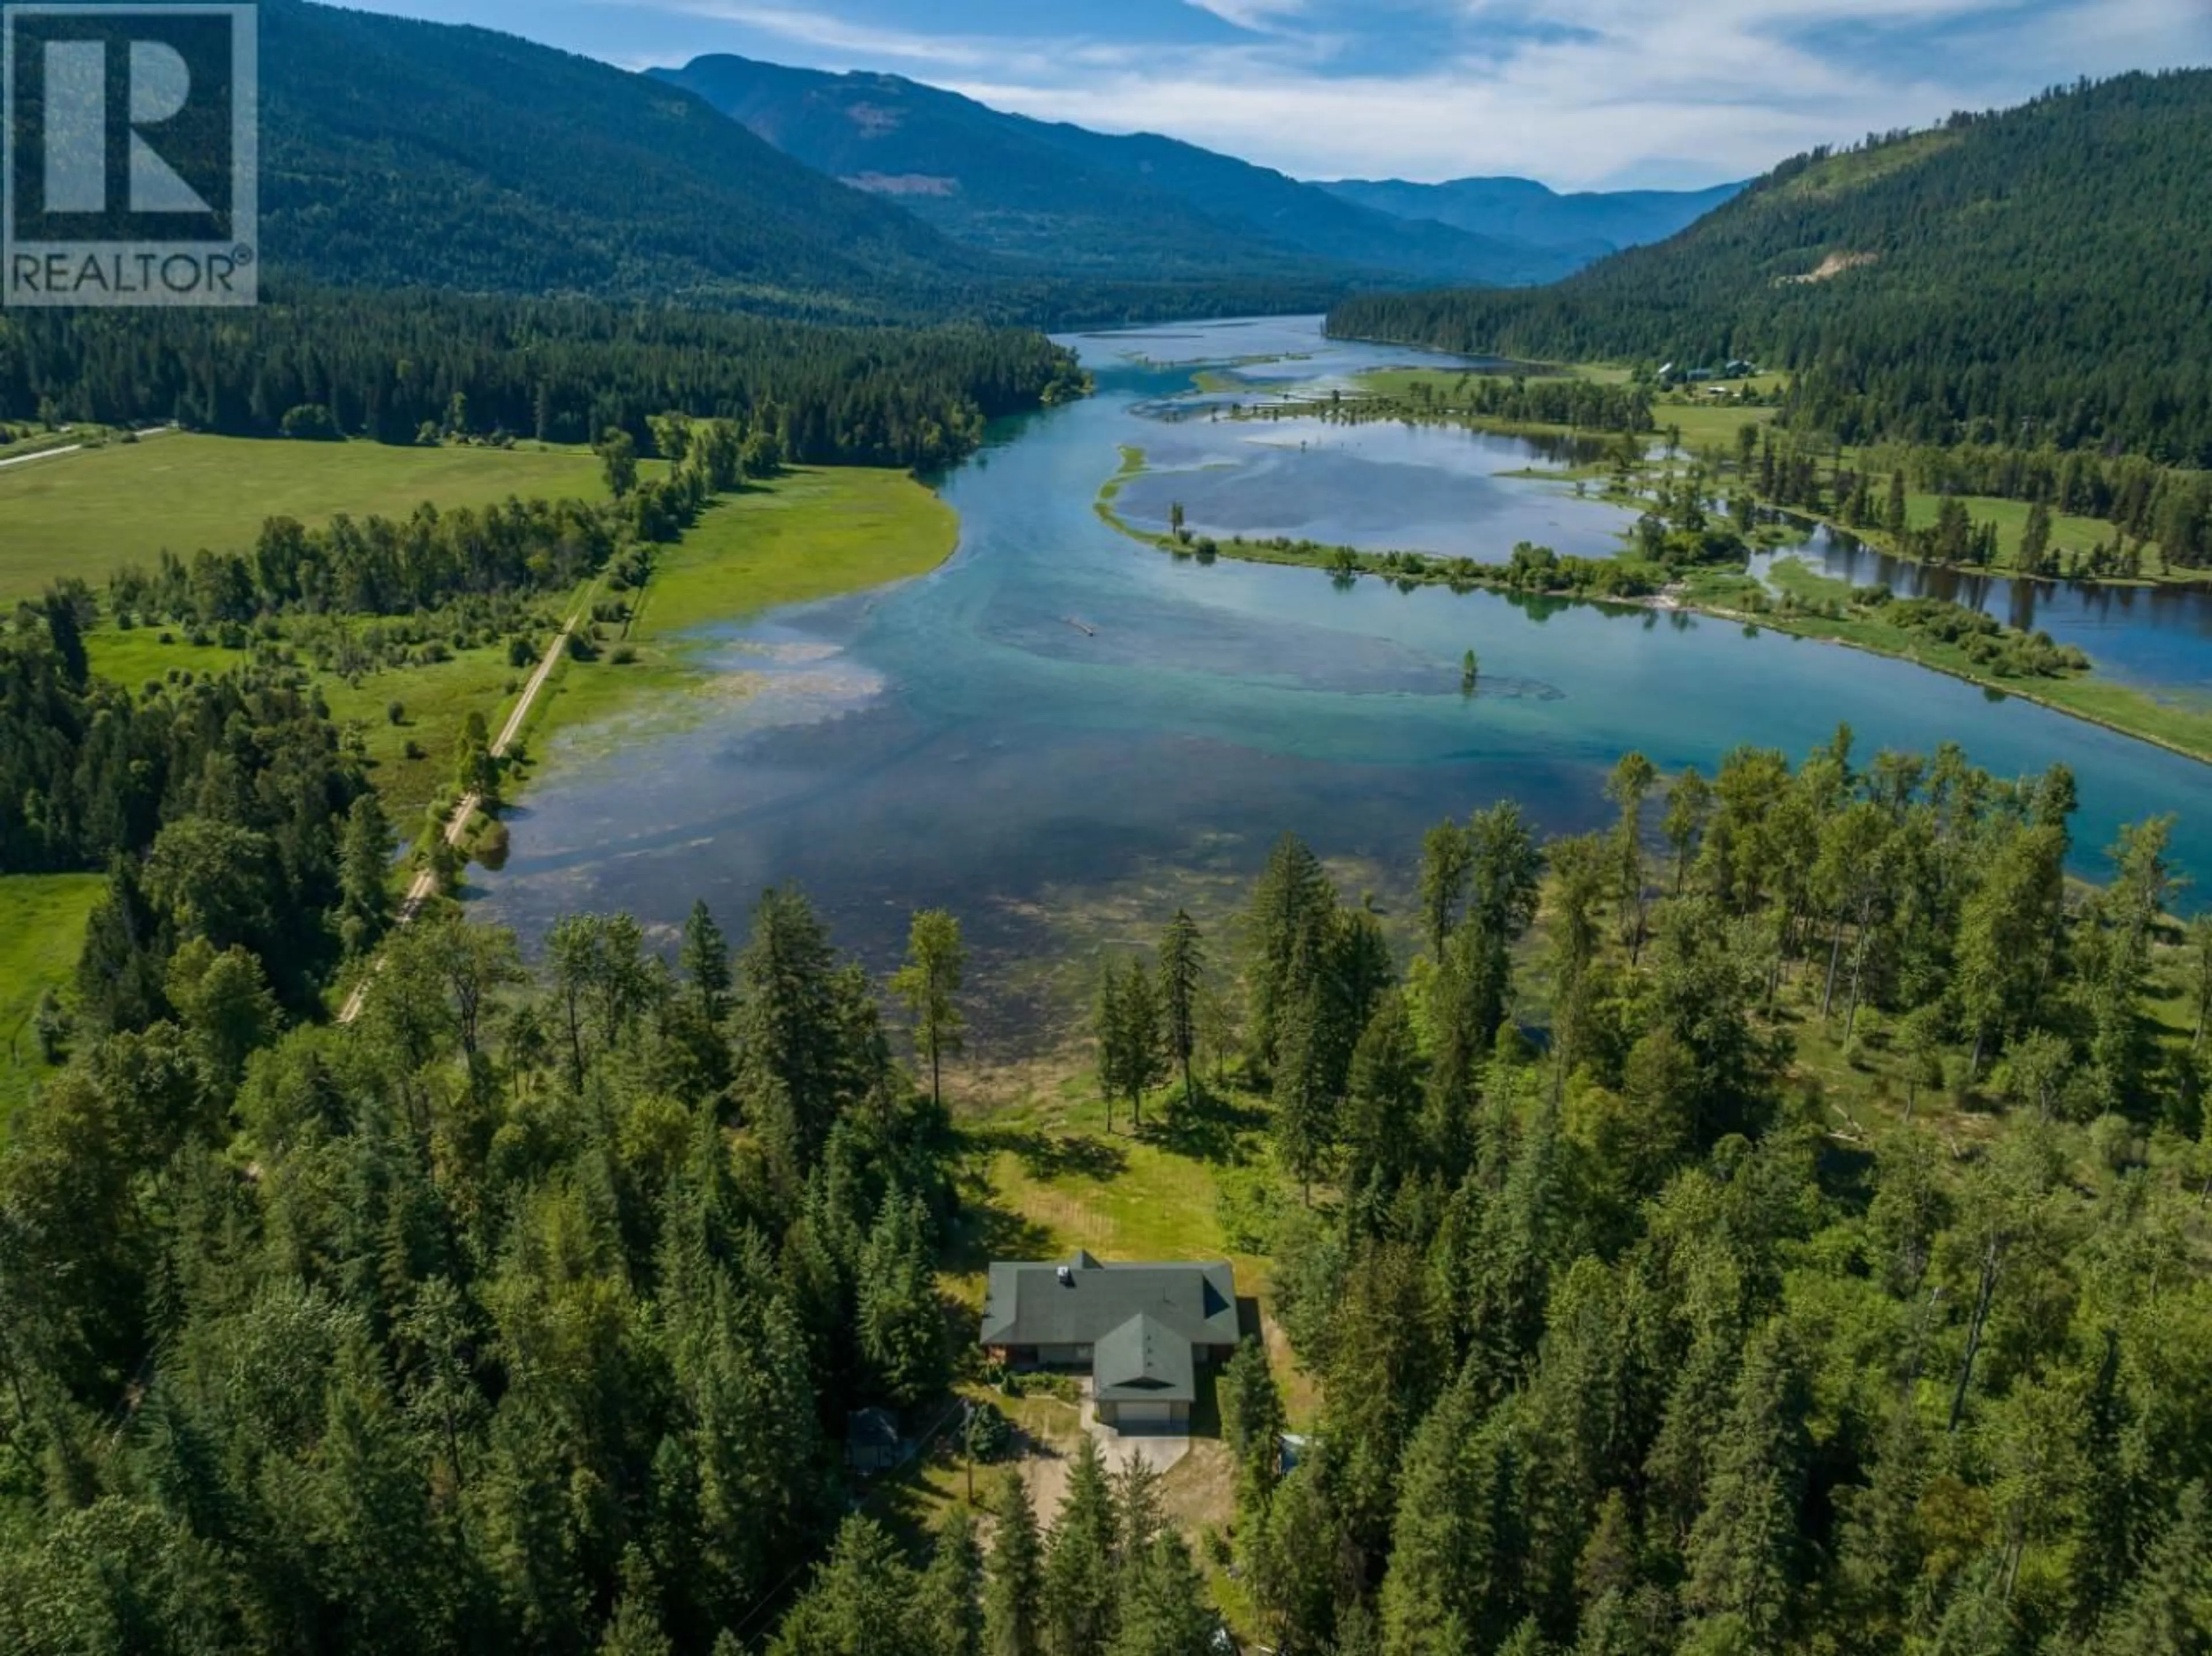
5,700,2212,1653
1328,72,2212,465
3,294,1086,466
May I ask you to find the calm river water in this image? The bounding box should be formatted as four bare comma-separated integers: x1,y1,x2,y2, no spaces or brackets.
478,317,2212,1021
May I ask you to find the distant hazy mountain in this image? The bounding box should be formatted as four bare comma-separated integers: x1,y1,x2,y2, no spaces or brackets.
1319,176,1745,258
1328,72,2212,461
653,55,1587,287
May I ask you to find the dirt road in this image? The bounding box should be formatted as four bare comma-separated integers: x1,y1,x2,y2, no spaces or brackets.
337,601,584,1026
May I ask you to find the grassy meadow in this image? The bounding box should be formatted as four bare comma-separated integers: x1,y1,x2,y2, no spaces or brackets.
0,874,105,1121
0,432,630,600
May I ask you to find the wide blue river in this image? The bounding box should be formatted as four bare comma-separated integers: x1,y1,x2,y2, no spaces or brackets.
479,317,2212,1020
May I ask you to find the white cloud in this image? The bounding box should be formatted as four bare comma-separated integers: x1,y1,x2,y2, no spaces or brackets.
1179,0,1309,33
591,0,2212,183
935,0,2210,184
612,0,1001,67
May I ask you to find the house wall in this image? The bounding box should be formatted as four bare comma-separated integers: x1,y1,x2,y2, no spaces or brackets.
1034,1344,1094,1367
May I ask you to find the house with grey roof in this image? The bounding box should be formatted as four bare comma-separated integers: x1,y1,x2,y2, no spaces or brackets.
980,1252,1240,1430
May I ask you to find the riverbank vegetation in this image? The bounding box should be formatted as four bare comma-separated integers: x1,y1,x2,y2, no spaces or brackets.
1096,448,1742,603
1255,359,2208,587
1098,435,2212,764
527,466,959,740
5,728,2211,1653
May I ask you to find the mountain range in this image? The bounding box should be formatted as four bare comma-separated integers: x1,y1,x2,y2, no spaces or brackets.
650,55,1728,290
204,1,1752,322
1328,70,2212,462
253,0,1003,320
1319,176,1745,263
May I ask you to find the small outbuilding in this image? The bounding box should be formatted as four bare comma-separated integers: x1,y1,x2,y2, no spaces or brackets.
845,1407,903,1475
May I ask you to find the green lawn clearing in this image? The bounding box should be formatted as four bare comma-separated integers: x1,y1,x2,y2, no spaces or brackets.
0,874,105,1122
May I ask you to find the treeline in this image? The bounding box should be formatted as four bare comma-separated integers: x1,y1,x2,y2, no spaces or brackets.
4,290,1086,467
1329,71,2212,464
1353,373,1653,434
1858,441,2212,573
0,888,962,1654
1744,432,2205,580
112,497,619,630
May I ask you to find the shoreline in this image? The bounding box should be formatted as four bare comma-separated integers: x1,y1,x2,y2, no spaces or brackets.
336,466,962,1015
1310,339,2210,595
1090,452,2212,768
513,466,960,758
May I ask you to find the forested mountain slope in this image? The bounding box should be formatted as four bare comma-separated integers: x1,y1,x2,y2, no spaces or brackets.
252,1,999,319
1329,72,2212,462
654,54,1574,286
1320,175,1743,258
651,56,1323,282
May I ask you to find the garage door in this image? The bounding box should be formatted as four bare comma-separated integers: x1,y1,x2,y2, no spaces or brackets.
1114,1402,1176,1427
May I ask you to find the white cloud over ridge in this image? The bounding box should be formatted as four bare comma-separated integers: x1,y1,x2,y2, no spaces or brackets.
392,0,2212,186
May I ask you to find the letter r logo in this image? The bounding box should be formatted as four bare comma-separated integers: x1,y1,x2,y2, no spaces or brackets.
4,4,257,307
42,36,214,213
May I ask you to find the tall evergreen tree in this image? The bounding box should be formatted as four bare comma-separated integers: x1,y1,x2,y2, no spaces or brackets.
1682,1327,1809,1648
679,899,734,1026
1156,911,1205,1115
1043,1436,1119,1656
984,1473,1046,1656
893,909,968,1111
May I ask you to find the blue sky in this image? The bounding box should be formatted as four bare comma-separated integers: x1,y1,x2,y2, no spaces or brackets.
334,0,2212,188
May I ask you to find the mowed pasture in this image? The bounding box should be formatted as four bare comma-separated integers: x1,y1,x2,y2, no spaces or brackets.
0,433,622,600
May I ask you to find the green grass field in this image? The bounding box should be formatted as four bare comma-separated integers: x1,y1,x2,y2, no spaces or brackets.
1650,397,1782,450
0,433,627,600
0,874,104,1121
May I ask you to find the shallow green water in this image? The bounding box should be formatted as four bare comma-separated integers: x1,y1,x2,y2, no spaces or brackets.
479,317,2212,1012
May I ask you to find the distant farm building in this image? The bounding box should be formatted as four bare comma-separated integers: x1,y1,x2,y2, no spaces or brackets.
981,1252,1240,1431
